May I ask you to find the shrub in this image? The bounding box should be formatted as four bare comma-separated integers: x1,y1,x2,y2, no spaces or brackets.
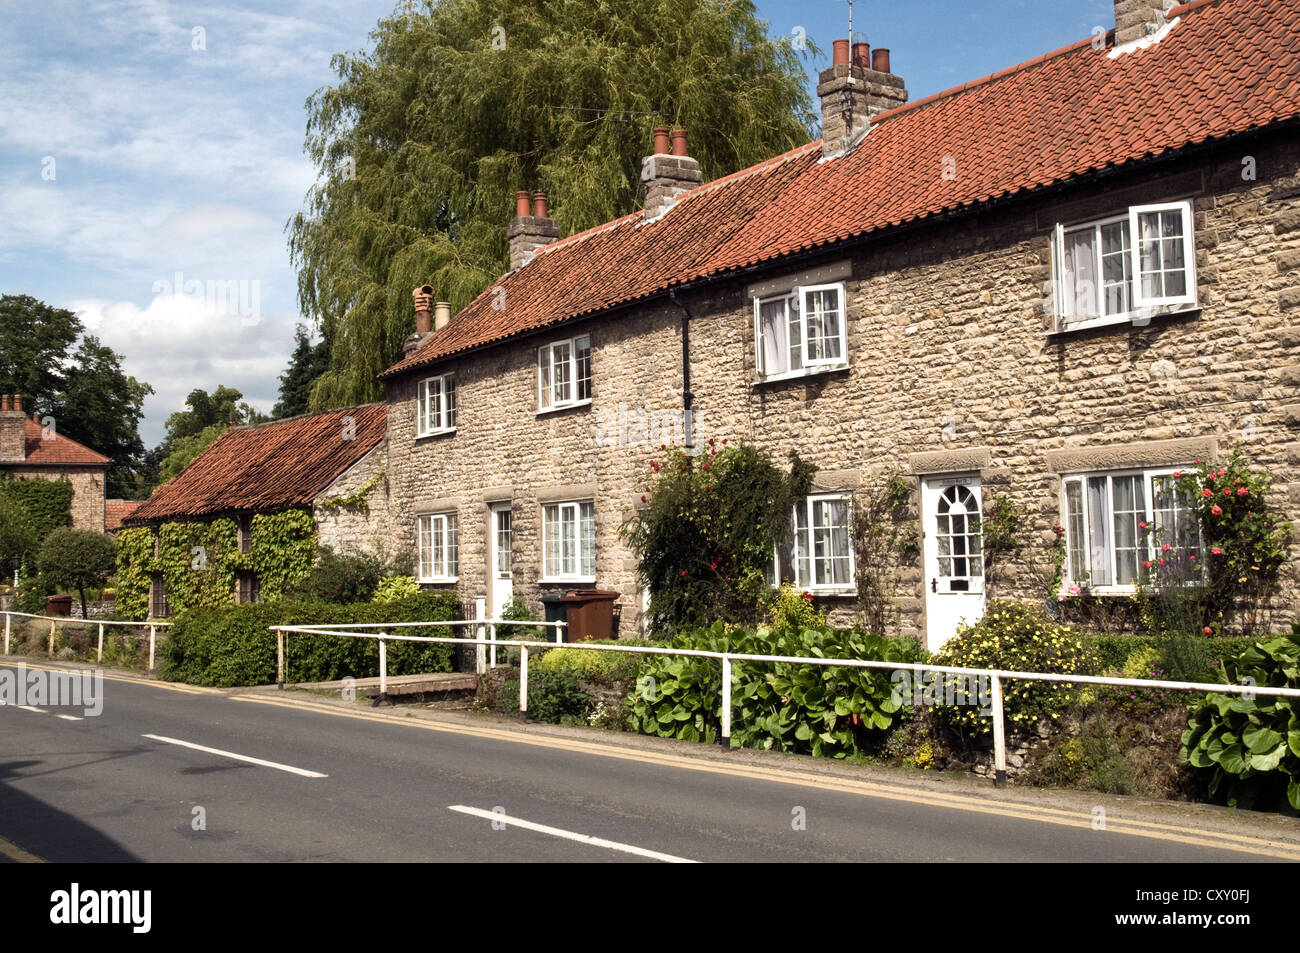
766,583,825,633
289,546,384,604
620,442,815,633
533,641,644,684
38,528,116,620
528,670,592,725
1179,627,1300,813
373,575,419,603
933,601,1097,739
629,622,926,757
160,590,462,686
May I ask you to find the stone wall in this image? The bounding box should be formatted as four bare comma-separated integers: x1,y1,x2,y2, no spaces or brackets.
6,467,106,533
313,443,397,562
385,128,1300,640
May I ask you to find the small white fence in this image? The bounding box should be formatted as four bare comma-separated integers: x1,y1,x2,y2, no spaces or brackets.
2,610,171,671
269,619,1300,787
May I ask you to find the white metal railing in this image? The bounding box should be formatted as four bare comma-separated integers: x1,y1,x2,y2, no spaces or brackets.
2,610,172,671
268,620,1300,787
271,598,566,692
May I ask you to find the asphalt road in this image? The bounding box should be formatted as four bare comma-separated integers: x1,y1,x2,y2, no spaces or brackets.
2,659,1298,863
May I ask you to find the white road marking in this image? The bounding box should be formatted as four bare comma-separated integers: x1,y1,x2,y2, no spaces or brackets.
142,734,328,779
15,705,45,714
448,805,698,863
56,714,83,721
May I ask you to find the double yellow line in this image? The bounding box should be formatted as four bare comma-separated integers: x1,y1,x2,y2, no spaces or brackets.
232,692,1300,861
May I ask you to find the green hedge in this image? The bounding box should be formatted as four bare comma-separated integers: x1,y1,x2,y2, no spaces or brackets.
1082,632,1255,677
0,475,72,546
160,590,463,686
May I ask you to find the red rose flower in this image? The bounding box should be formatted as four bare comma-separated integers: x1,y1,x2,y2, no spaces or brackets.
1236,487,1248,497
1211,546,1223,555
640,495,646,502
1161,543,1171,553
702,463,710,471
1203,626,1213,635
1143,560,1154,569
1211,505,1222,516
680,570,687,577
708,438,715,446
1201,489,1213,498
1172,471,1182,478
1158,558,1166,566
1138,521,1148,530
1222,488,1232,497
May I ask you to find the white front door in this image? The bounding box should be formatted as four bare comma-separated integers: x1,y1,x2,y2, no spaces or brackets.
922,476,986,652
489,503,513,618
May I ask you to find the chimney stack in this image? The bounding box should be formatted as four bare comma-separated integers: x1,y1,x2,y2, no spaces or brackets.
1114,0,1176,46
0,395,27,462
434,301,451,331
641,126,702,221
817,37,907,158
508,190,560,270
403,286,436,357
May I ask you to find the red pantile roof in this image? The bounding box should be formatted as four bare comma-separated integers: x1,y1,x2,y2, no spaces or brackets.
382,0,1300,380
104,500,140,532
125,404,387,524
6,418,111,467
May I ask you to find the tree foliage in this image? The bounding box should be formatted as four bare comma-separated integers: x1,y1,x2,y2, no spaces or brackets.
37,527,117,619
272,324,330,419
0,294,153,498
289,0,819,408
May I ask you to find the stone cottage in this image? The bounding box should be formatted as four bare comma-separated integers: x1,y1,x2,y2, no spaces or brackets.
0,393,112,533
122,404,389,613
376,0,1300,648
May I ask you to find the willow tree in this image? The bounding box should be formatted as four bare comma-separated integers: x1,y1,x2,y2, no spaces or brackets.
289,0,819,409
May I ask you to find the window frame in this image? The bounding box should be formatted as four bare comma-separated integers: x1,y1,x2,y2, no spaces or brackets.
416,373,457,436
1052,200,1196,332
754,282,848,381
540,500,596,583
1060,467,1201,595
537,335,592,412
416,512,459,583
772,493,856,595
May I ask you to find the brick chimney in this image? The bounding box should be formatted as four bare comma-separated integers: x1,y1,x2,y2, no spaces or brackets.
640,127,702,220
1114,0,1177,46
507,191,560,270
817,38,907,158
402,285,436,358
0,395,27,462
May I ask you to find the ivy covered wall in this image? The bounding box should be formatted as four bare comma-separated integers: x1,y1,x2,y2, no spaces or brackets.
115,509,316,620
0,475,73,548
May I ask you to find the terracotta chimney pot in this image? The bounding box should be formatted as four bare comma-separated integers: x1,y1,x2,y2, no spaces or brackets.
670,129,688,157
515,190,531,218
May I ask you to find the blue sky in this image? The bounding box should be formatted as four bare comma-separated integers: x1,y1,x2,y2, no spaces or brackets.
0,0,1116,445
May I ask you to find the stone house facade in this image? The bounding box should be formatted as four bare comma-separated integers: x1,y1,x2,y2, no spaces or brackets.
0,393,111,533
378,0,1300,648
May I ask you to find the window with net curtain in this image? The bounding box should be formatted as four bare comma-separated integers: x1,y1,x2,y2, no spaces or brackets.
417,513,458,581
755,284,847,378
772,494,855,591
1055,201,1195,330
1062,470,1200,590
543,501,595,580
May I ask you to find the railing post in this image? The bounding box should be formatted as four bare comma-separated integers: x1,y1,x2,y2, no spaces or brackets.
3,612,9,655
97,622,104,663
720,655,732,748
148,624,156,672
378,637,388,698
489,622,497,670
555,620,566,645
276,628,285,689
519,645,529,722
474,598,486,675
991,672,1007,788
48,620,56,658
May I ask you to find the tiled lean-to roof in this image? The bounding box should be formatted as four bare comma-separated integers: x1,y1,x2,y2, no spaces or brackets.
382,0,1300,380
125,404,387,524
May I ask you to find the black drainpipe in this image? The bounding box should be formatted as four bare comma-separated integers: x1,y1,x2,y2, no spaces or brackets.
667,288,694,449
